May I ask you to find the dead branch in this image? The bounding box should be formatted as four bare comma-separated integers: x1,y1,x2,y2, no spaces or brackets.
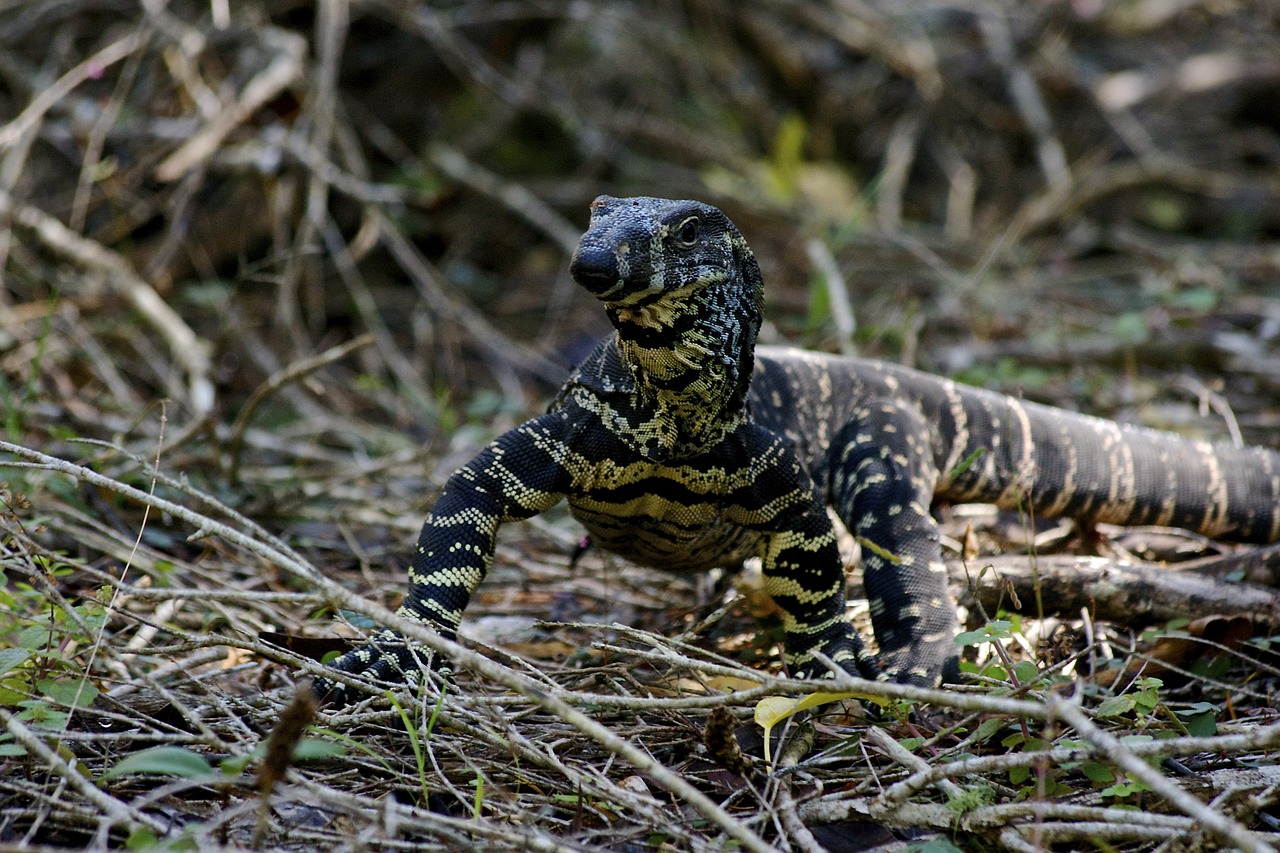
952,552,1280,627
226,333,374,483
153,27,306,183
0,189,214,415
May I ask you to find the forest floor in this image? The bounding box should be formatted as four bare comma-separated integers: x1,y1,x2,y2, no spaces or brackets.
1,1,1279,850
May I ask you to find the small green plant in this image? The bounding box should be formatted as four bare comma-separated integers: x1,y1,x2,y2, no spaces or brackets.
1096,677,1163,720
472,771,484,820
104,746,218,781
1099,774,1153,800
0,550,113,743
1000,730,1073,798
389,683,448,805
955,619,1014,647
946,780,995,817
1173,702,1218,737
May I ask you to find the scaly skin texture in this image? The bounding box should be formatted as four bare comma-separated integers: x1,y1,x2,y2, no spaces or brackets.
316,196,1280,701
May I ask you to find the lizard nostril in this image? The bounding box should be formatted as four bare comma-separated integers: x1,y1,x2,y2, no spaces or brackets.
570,243,623,296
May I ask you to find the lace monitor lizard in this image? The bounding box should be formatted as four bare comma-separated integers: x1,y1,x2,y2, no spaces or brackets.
317,195,1280,703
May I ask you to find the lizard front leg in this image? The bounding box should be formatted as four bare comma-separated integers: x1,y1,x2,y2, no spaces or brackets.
758,514,882,680
315,413,571,704
729,425,881,681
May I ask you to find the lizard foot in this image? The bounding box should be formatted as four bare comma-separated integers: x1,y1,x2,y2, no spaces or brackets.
311,629,444,707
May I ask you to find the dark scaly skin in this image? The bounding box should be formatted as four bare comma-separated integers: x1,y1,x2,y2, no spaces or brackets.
316,196,1280,701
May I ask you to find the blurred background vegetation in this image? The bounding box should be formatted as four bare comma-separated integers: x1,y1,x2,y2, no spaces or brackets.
3,0,1279,459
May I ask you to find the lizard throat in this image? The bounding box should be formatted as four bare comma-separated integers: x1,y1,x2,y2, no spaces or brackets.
607,290,755,454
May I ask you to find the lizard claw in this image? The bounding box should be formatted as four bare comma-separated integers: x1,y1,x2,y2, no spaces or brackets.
311,629,441,706
791,623,884,682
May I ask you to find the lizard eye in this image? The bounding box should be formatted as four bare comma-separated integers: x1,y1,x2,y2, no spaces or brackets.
672,216,701,249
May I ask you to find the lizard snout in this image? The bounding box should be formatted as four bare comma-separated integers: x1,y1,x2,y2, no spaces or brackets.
570,241,626,299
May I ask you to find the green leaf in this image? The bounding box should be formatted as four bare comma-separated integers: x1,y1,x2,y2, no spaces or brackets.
292,737,346,761
0,682,27,706
1178,707,1218,738
1012,660,1040,684
1101,777,1152,798
165,832,200,852
225,736,345,775
337,609,378,630
1081,762,1115,784
1096,695,1133,717
0,734,27,757
1042,778,1075,797
103,746,215,780
1191,655,1231,679
125,827,158,850
220,752,254,776
16,626,52,652
971,717,1006,743
0,648,31,676
1133,691,1160,716
76,602,108,633
955,620,1013,646
16,700,68,730
39,678,98,710
1111,311,1149,344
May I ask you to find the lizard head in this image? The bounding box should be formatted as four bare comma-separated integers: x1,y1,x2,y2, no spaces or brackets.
569,195,765,449
570,196,761,312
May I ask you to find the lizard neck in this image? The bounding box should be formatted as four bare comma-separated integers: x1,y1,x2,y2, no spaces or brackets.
606,257,762,455
568,196,769,458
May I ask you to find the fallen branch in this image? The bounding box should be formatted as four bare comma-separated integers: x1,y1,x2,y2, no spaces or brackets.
0,29,150,153
951,553,1280,626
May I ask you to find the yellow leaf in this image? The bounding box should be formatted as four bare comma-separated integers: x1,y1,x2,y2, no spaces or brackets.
754,691,888,765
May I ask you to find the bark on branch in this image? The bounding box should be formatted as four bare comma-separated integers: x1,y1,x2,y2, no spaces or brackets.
951,553,1280,627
